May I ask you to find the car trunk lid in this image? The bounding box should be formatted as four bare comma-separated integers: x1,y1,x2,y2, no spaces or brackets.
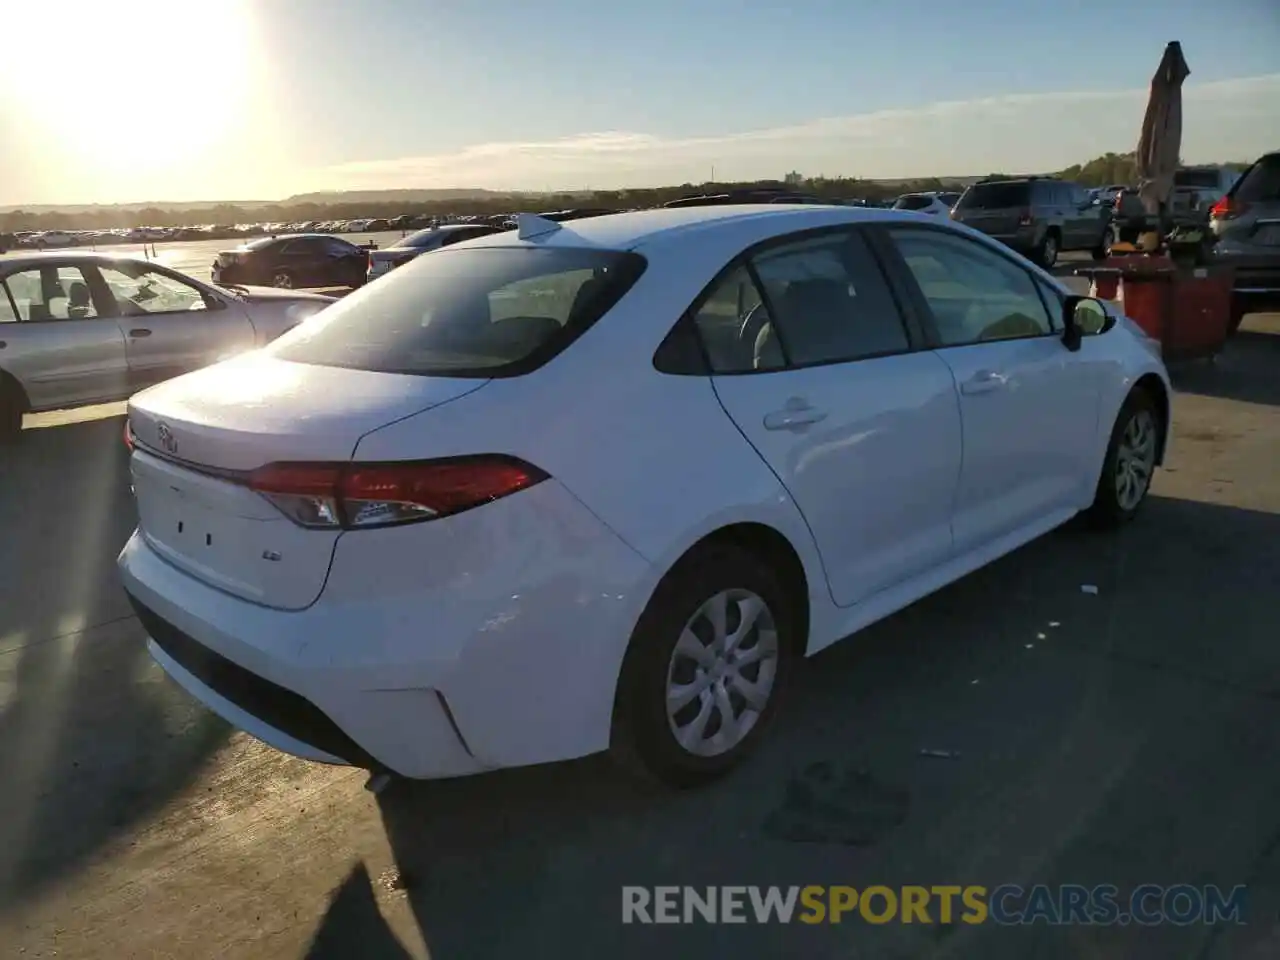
127,353,489,609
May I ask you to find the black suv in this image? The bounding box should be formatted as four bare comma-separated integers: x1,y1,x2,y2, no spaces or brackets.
950,177,1112,268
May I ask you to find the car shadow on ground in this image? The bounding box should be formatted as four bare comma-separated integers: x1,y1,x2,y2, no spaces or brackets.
0,416,228,910
304,493,1280,960
1169,316,1280,407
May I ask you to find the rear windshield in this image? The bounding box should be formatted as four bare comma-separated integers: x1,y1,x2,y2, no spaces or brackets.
267,246,647,377
955,182,1031,210
1232,155,1280,203
393,228,442,249
242,236,283,251
1174,168,1222,189
894,195,935,211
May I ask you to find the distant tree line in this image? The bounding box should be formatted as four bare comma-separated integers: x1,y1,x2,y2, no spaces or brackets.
0,152,1250,233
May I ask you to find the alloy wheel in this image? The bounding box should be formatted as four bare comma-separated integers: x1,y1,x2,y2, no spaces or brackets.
1115,409,1157,511
665,588,779,758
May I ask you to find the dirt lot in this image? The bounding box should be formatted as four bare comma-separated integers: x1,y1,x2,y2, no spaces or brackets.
1,316,1278,959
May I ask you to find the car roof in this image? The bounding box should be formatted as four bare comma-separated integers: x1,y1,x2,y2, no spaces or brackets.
458,204,911,251
0,251,163,269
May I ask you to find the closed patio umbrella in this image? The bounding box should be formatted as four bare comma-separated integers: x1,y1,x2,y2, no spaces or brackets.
1135,41,1191,245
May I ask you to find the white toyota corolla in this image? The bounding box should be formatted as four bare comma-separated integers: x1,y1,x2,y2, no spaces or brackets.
119,205,1171,787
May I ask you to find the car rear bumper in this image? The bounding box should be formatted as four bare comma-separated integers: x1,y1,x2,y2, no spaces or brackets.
118,478,653,779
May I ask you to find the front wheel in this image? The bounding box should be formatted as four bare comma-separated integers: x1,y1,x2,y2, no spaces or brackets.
612,545,797,787
1088,389,1160,527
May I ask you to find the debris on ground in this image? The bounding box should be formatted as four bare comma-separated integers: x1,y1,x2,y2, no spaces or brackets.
1081,584,1100,595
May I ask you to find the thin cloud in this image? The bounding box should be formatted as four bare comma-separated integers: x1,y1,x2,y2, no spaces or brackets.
310,74,1280,192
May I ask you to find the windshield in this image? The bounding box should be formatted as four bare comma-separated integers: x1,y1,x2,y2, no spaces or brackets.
1174,169,1222,189
267,246,646,377
955,182,1031,210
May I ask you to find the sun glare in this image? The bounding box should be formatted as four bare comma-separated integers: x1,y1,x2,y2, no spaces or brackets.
1,0,254,174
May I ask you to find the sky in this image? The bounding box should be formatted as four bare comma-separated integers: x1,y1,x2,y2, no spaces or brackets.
0,0,1277,206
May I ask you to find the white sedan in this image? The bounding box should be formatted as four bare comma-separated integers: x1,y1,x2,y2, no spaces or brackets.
118,205,1171,787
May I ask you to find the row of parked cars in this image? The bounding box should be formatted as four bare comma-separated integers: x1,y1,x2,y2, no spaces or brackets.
5,152,1276,441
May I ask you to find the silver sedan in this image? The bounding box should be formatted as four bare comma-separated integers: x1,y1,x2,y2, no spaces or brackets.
0,253,335,440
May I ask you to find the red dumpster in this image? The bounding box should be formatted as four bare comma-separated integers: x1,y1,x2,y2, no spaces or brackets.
1080,256,1234,361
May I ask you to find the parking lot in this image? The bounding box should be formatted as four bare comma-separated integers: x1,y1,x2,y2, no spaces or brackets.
1,299,1278,958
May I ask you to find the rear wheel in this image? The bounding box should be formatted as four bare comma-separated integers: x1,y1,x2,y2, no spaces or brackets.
612,545,797,787
1091,226,1114,261
1088,389,1160,527
1036,231,1060,269
272,271,294,289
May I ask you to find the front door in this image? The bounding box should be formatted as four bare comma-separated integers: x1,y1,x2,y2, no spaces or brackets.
879,226,1099,555
0,264,129,408
94,262,256,389
694,227,963,608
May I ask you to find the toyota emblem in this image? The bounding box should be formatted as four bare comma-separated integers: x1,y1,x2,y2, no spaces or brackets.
157,422,178,455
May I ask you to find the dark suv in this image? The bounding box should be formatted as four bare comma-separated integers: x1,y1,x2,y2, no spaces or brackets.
1209,150,1280,332
950,177,1112,268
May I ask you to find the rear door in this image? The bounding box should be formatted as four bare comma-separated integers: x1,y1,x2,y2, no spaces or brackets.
697,226,963,607
0,264,129,409
877,225,1099,554
95,262,256,389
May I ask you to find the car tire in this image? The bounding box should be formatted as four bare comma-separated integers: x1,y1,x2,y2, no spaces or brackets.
0,376,24,444
1087,388,1160,527
1035,231,1060,269
1091,227,1113,261
272,271,294,289
611,544,798,788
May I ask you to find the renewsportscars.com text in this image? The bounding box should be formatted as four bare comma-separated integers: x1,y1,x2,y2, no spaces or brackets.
622,884,1247,926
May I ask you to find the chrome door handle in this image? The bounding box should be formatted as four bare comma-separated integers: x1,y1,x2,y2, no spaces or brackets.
763,403,828,431
129,328,152,338
961,370,1008,395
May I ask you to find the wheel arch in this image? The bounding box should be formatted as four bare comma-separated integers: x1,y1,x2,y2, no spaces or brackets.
0,367,31,412
1133,372,1170,464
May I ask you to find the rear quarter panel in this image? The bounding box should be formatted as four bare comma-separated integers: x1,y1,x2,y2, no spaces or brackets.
350,222,848,650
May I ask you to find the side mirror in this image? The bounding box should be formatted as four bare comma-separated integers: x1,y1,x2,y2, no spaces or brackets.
1061,295,1115,351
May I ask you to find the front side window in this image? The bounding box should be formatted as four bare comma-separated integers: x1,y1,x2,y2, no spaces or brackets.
268,246,646,377
98,264,208,315
746,229,910,368
2,266,102,321
888,228,1054,345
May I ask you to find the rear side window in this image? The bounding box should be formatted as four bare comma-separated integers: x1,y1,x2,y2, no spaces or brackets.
268,247,646,377
955,182,1031,210
1233,155,1280,203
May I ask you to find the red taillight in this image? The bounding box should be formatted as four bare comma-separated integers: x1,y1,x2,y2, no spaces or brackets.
247,456,548,529
123,420,135,451
1210,196,1246,220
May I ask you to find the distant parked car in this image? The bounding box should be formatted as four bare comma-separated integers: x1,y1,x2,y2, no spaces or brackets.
1209,150,1280,334
212,234,370,290
366,223,508,281
951,177,1112,267
0,253,334,440
893,192,959,216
